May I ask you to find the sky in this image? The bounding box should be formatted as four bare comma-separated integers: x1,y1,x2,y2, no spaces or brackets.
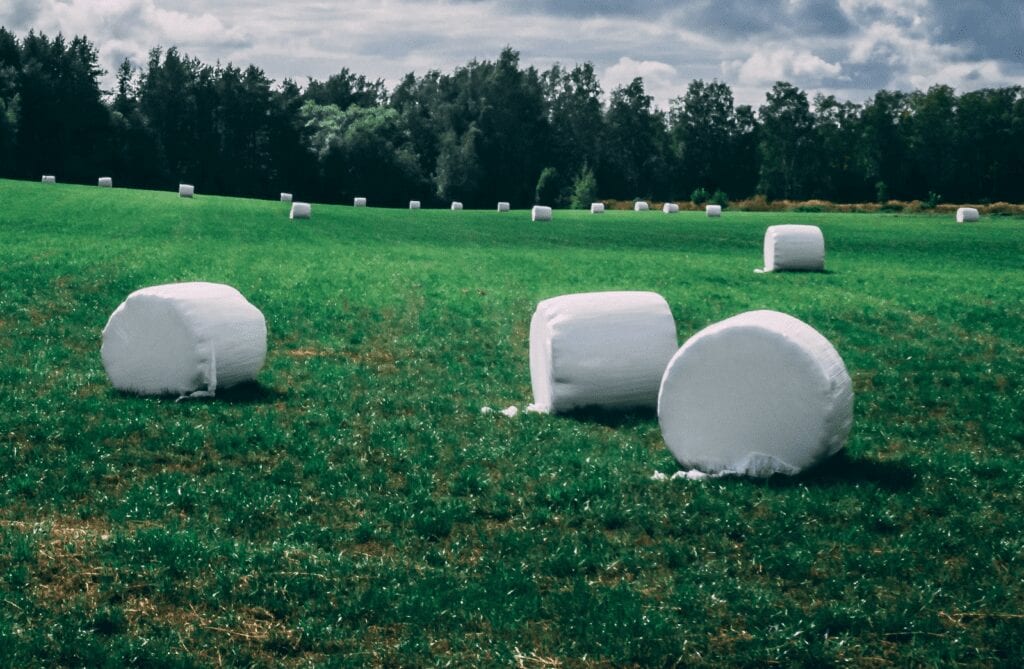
3,0,1023,108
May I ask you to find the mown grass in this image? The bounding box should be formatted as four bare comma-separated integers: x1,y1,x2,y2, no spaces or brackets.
0,178,1022,667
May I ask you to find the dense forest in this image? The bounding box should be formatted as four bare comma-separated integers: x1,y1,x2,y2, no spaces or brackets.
2,28,1023,206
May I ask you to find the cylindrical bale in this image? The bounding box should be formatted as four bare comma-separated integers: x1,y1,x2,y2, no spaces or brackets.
530,291,679,413
409,200,421,209
101,282,267,396
280,193,293,203
662,203,679,214
634,201,650,211
706,204,722,217
591,203,605,214
763,224,825,272
98,177,113,188
179,184,195,198
956,207,979,223
658,310,853,477
42,175,56,184
290,202,311,219
532,205,552,222
497,202,511,212
353,197,367,207
451,201,463,211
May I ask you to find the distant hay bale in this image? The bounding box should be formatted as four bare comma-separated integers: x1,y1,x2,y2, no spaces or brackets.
658,310,853,477
179,184,195,198
662,203,680,214
451,201,463,211
280,193,293,203
634,201,650,211
290,202,311,219
761,224,825,272
101,282,267,397
956,207,979,223
354,197,367,207
41,175,56,184
98,177,113,188
706,204,722,217
497,201,511,212
409,200,421,209
530,291,678,413
532,205,552,222
591,203,605,214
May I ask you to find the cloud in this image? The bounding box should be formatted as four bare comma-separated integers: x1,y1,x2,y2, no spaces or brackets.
603,57,683,103
727,48,843,87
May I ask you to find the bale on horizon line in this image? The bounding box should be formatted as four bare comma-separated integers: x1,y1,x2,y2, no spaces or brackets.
658,309,853,477
532,205,552,222
41,175,56,184
530,291,678,413
634,201,650,211
497,202,510,212
451,201,463,211
706,204,722,217
179,184,194,198
956,207,979,223
98,177,113,188
663,203,679,214
761,224,825,272
591,202,605,214
101,282,267,397
280,193,293,203
290,202,311,219
409,200,421,209
354,197,367,207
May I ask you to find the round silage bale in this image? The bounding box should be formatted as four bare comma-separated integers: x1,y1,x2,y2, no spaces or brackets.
529,291,679,413
706,204,722,217
662,203,679,214
98,177,113,188
281,192,293,203
634,201,650,211
354,197,367,207
762,224,825,272
497,201,510,212
179,184,195,198
409,200,421,209
532,205,552,222
658,310,853,477
956,207,979,223
101,282,267,396
590,202,605,214
290,202,311,219
451,201,463,211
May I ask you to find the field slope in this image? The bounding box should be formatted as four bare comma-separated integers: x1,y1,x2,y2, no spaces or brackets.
0,179,1023,666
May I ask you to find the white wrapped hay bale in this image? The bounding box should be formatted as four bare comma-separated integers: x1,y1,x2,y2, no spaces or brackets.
706,204,722,217
409,200,421,209
354,197,367,207
290,202,311,219
101,282,267,397
497,202,510,212
42,175,56,184
591,203,605,214
530,291,679,413
98,177,113,188
532,205,552,222
451,201,463,211
280,193,293,203
662,203,679,214
634,201,650,211
956,207,979,223
658,310,853,477
762,224,825,272
179,184,194,198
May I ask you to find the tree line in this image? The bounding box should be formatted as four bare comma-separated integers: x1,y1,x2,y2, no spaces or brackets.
2,28,1023,207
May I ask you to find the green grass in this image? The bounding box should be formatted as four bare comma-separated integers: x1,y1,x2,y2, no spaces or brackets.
0,178,1022,667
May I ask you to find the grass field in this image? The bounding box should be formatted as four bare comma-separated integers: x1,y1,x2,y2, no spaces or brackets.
0,178,1022,667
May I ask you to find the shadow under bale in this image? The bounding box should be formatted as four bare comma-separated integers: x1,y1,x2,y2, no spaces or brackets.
767,451,916,491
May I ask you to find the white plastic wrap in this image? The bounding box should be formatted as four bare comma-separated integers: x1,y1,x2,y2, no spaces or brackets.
591,203,605,214
409,200,421,209
451,201,463,210
634,201,650,211
529,291,679,413
658,310,853,477
98,177,113,188
101,282,267,397
497,202,510,212
179,184,194,198
762,224,825,272
280,193,293,203
956,207,979,223
532,205,552,222
662,203,679,214
290,202,311,219
706,205,722,217
354,197,367,207
42,175,56,184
